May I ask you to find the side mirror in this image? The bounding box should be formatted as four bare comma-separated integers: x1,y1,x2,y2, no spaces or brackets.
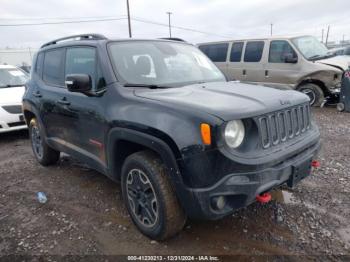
284,54,298,64
65,74,92,93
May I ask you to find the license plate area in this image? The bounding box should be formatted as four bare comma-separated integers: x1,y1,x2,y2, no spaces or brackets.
287,158,312,187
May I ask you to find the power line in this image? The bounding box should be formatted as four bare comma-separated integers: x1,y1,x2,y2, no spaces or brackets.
0,15,232,38
0,15,122,21
0,17,126,27
130,17,233,38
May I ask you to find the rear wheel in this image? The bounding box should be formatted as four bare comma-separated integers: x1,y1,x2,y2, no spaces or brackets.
29,118,60,166
121,150,186,240
298,83,324,107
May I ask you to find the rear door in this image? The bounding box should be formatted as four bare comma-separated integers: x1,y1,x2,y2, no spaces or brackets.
39,48,68,140
226,41,245,81
241,40,266,83
198,43,229,78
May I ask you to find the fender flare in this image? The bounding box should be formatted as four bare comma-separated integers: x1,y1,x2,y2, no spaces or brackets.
106,127,184,186
22,103,48,138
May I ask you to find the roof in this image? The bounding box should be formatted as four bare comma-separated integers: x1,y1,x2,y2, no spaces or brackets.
39,34,190,51
0,65,17,69
198,35,312,45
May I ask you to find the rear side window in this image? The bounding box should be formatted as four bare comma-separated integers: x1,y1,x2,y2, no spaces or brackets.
199,43,228,62
230,42,244,62
35,52,44,77
65,47,105,90
244,41,264,62
269,40,297,63
43,49,65,86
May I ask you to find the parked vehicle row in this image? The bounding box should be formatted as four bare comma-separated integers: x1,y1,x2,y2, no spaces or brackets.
22,34,320,240
328,46,350,57
198,35,350,106
0,65,28,133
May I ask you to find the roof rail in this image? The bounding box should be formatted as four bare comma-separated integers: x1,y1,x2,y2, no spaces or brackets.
159,37,186,42
41,34,107,48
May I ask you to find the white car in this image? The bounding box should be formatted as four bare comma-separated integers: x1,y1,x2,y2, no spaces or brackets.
0,65,28,133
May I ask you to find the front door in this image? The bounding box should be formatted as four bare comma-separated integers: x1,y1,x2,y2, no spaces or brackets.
60,46,108,169
263,40,301,89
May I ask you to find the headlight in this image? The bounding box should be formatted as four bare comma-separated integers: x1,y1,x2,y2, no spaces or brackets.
224,120,245,148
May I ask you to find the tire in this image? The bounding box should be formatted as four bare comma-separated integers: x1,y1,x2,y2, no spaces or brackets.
29,118,60,166
298,83,324,107
121,150,186,240
337,102,345,112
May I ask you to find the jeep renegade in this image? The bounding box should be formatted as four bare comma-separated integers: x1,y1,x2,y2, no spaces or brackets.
23,34,321,240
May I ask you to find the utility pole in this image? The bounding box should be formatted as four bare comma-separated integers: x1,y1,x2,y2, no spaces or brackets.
126,0,132,38
166,12,172,38
325,25,330,47
28,47,32,62
342,34,345,46
270,23,273,36
321,29,324,43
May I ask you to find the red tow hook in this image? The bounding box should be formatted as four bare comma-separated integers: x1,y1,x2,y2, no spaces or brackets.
256,192,272,203
311,160,320,168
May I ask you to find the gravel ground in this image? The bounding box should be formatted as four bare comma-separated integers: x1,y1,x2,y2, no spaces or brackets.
0,107,349,260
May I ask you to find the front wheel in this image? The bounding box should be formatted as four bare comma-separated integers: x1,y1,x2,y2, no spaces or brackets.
298,83,324,107
29,118,60,166
121,150,186,240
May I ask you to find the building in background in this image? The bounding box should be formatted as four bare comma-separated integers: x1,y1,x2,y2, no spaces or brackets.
0,48,38,66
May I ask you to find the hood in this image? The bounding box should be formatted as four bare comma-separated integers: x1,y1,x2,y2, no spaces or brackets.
316,56,350,71
0,86,25,105
134,82,309,121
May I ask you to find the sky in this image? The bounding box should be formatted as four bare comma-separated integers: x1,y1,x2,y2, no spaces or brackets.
0,0,349,49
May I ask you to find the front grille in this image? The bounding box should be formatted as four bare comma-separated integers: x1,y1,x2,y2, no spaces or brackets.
256,103,311,149
2,105,22,114
8,121,26,127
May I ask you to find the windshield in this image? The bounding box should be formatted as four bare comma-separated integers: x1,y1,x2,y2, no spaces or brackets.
108,41,226,87
0,68,28,88
291,36,330,60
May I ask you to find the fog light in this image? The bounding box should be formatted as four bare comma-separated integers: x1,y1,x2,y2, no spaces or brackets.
211,196,226,210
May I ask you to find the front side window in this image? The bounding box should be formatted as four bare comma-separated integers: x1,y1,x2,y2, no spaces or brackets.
291,36,329,60
244,41,264,62
65,47,105,90
269,40,297,63
0,67,28,88
198,43,228,62
108,41,225,87
230,42,244,62
43,49,65,86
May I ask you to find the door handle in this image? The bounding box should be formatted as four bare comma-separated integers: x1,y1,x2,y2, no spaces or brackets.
242,69,246,76
32,91,42,98
265,70,269,77
57,98,70,105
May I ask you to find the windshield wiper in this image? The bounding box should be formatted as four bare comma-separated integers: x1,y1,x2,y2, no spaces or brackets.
124,83,170,89
2,84,23,88
308,54,322,60
308,53,335,60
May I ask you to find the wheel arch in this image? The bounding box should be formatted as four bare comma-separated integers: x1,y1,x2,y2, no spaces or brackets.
297,79,330,96
106,127,183,185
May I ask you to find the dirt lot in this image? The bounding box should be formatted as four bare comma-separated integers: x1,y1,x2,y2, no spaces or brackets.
0,107,349,260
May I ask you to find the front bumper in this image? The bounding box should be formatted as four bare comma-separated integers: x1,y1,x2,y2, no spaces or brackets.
180,140,320,220
0,105,27,133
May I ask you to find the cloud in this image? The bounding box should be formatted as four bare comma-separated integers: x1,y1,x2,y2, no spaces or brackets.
0,0,348,49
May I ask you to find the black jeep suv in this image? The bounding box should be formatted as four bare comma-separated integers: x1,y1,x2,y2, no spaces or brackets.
23,34,320,240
